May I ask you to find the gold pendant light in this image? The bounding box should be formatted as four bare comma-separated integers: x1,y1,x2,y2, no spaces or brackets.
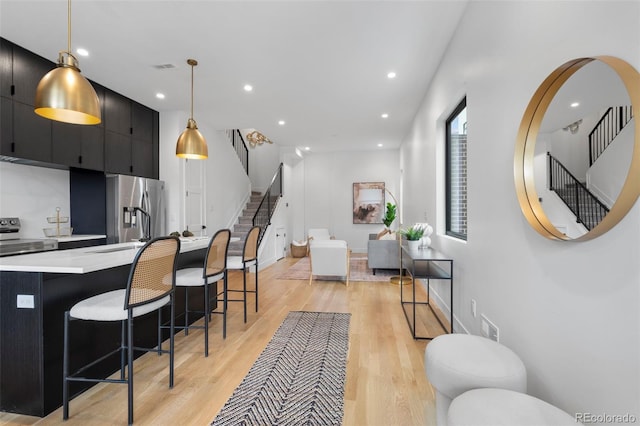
176,59,208,159
34,0,101,125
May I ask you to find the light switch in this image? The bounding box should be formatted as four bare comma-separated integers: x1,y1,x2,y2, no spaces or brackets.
17,294,35,309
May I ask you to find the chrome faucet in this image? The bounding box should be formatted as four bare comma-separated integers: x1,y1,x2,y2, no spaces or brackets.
134,207,151,242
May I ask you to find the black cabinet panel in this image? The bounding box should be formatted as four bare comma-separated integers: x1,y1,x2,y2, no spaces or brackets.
0,38,12,98
131,138,153,178
152,111,160,179
103,89,131,135
52,122,104,170
0,97,12,155
105,131,132,175
11,44,54,106
131,101,153,141
13,101,52,162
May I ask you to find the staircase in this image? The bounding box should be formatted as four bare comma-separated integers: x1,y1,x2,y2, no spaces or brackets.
548,153,609,231
553,182,606,230
228,191,263,256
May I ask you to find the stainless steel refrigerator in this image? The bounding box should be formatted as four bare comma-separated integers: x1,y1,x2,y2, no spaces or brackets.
106,175,166,244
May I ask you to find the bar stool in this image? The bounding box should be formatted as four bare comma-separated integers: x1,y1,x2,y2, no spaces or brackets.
226,226,260,322
63,236,180,425
166,229,230,355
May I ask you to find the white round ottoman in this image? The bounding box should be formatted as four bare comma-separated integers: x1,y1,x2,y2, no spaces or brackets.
425,334,527,426
448,388,581,426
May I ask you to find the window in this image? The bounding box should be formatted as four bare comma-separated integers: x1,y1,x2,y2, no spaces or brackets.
446,97,467,240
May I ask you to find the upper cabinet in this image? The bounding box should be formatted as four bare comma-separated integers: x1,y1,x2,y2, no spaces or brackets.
104,89,159,178
0,38,12,98
0,38,158,179
0,40,54,163
10,43,55,106
51,83,105,171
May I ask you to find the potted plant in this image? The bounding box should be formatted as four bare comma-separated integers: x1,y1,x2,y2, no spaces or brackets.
399,224,425,250
377,203,397,239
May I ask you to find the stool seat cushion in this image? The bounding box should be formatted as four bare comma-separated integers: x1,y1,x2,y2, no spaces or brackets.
425,334,527,399
175,267,224,286
227,256,256,270
448,388,580,426
70,289,170,321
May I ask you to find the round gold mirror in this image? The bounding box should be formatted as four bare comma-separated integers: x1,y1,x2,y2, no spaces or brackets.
515,56,640,241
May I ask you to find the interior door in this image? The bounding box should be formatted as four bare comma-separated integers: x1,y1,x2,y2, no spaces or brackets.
184,158,206,236
276,226,286,260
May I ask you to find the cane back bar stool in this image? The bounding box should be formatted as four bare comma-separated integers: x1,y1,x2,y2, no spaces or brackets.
63,236,180,425
163,229,230,355
226,225,260,322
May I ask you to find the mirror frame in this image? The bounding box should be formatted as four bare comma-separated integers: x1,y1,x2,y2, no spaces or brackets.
514,56,640,241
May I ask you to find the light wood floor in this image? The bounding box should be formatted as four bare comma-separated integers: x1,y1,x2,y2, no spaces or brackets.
0,257,444,426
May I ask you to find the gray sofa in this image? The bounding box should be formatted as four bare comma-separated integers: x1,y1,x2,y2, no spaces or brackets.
367,233,400,274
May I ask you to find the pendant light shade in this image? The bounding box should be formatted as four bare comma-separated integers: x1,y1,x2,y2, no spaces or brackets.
34,0,101,125
176,118,208,159
176,59,208,159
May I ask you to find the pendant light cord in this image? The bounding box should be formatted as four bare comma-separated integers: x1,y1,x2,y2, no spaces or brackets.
190,63,194,120
67,0,71,54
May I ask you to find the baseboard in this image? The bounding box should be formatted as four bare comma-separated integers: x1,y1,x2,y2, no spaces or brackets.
422,280,469,335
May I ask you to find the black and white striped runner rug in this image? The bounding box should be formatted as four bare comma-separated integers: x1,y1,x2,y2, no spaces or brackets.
211,311,351,426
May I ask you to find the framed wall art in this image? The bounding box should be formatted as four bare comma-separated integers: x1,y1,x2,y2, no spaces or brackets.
353,182,384,224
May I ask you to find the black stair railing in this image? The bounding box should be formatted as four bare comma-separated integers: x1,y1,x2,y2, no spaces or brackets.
589,106,633,166
226,129,249,175
252,163,283,245
548,153,609,231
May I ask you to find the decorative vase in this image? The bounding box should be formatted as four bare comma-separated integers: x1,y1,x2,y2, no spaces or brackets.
407,240,421,251
420,236,431,249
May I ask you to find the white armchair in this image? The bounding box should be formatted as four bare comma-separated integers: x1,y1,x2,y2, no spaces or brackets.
308,228,332,243
308,240,350,286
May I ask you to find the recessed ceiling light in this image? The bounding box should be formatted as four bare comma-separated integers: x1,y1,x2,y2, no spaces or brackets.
278,120,285,126
244,84,253,92
387,71,396,79
304,147,310,151
570,102,580,108
381,113,389,118
377,143,383,147
156,93,165,99
76,48,89,57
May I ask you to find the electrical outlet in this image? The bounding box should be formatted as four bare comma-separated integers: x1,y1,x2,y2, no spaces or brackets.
471,299,477,318
480,314,499,342
17,294,35,309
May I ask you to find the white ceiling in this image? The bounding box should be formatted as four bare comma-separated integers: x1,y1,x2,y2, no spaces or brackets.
0,0,468,152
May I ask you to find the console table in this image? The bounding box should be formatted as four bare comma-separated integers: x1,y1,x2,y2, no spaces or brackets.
400,244,453,339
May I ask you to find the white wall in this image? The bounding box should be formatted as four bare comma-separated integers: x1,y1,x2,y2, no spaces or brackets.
248,141,281,194
299,149,400,253
400,0,639,422
159,112,251,236
0,162,70,238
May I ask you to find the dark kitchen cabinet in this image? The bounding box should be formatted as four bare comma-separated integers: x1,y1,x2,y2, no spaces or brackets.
52,84,105,170
0,37,158,176
11,43,54,106
0,40,54,163
0,97,11,154
105,131,132,175
52,122,105,170
11,101,52,162
104,89,158,178
104,89,131,136
0,38,12,98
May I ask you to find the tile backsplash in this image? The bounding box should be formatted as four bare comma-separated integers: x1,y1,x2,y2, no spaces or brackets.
0,161,70,238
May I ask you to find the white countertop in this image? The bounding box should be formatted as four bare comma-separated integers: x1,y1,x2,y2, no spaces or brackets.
54,234,107,242
0,237,210,274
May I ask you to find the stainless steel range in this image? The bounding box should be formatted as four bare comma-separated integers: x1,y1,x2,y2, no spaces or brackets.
0,217,58,256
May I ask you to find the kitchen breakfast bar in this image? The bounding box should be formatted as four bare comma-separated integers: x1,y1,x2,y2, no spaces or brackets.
0,238,210,417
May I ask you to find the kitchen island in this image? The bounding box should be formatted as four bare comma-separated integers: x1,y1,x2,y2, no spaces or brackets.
0,237,210,417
